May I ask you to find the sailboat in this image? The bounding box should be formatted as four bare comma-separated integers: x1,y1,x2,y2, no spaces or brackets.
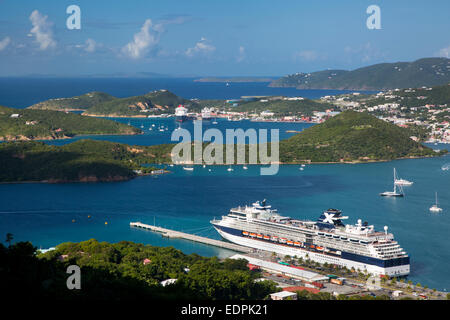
227,166,233,172
394,168,413,186
430,192,443,212
380,168,404,197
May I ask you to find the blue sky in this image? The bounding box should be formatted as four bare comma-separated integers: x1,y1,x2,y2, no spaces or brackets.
0,0,449,76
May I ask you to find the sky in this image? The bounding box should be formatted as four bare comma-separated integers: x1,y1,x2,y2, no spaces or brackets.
0,0,449,77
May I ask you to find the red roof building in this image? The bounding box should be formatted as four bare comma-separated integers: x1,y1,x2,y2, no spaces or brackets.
283,286,320,294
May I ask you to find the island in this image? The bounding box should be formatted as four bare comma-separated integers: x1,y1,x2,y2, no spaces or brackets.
0,139,166,183
0,105,141,141
29,89,197,117
270,57,450,90
1,111,445,183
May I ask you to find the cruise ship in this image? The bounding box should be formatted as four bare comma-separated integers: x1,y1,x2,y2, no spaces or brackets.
200,107,212,121
175,104,189,122
211,200,410,277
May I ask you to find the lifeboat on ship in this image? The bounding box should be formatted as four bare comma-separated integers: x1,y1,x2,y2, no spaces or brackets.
256,234,263,239
263,235,270,240
279,238,287,244
271,236,278,242
242,231,249,236
294,242,301,246
250,233,257,238
316,246,324,251
286,240,294,246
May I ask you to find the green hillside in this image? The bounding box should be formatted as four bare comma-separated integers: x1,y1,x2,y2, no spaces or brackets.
0,105,141,141
28,92,116,111
270,58,450,90
30,90,200,117
0,139,164,182
279,111,443,163
233,98,335,116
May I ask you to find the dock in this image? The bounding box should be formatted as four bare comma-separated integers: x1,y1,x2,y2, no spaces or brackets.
130,222,253,253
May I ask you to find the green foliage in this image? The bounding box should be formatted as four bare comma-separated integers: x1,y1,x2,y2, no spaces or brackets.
0,105,140,141
279,110,439,163
270,58,450,90
0,139,163,182
32,90,199,116
0,239,277,300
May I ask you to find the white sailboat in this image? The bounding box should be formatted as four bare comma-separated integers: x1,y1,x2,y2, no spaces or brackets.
430,192,443,212
380,168,404,197
394,168,413,186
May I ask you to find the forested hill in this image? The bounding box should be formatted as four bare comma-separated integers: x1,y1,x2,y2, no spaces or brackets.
279,111,444,163
0,139,164,182
0,105,141,141
270,58,450,90
29,89,199,117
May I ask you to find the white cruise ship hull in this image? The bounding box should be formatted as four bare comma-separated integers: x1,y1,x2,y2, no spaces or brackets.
213,226,410,277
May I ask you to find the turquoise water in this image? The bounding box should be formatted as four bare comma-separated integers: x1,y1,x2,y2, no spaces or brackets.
1,154,449,290
44,118,313,146
0,78,449,291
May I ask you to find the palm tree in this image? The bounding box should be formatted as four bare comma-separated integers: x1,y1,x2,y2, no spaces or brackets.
5,233,13,247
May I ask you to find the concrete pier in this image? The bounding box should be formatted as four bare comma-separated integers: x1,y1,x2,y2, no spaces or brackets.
130,222,253,253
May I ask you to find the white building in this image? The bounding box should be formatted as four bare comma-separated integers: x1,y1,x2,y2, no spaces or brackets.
270,291,298,300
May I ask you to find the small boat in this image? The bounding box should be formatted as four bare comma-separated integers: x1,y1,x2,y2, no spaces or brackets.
380,169,404,197
430,192,443,212
394,168,413,186
227,166,233,172
203,165,206,168
183,167,194,171
301,164,306,167
212,121,218,124
140,124,144,128
243,166,248,170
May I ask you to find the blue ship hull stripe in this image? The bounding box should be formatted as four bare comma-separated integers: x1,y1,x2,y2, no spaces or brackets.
213,224,410,268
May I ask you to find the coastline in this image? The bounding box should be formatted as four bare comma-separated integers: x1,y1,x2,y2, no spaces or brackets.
0,130,142,142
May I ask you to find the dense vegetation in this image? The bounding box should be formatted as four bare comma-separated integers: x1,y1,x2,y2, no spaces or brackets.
0,139,165,182
0,105,141,141
0,239,278,300
30,90,200,116
270,58,450,90
28,91,116,110
279,111,443,163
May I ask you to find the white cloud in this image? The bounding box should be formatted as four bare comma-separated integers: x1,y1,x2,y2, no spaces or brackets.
0,36,10,51
122,19,161,59
437,45,450,58
237,46,245,62
185,37,215,57
29,10,56,50
85,38,97,53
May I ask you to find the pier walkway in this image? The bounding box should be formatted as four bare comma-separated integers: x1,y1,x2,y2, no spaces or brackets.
130,222,253,253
